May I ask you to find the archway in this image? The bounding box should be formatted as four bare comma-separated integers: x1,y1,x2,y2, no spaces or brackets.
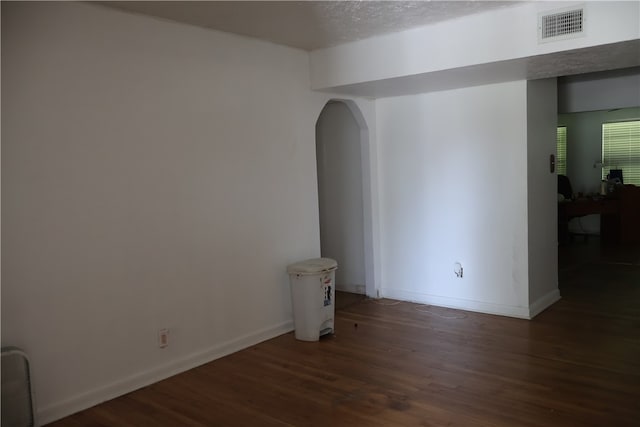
315,99,376,297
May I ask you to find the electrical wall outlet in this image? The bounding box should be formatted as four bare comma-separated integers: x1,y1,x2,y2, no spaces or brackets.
454,262,463,278
158,328,169,348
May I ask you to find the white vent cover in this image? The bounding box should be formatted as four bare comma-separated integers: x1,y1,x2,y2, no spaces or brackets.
539,6,585,42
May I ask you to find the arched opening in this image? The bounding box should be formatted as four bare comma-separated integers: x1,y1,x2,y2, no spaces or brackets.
315,99,375,298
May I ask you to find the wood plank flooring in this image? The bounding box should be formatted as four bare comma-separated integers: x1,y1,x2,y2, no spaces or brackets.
48,243,640,426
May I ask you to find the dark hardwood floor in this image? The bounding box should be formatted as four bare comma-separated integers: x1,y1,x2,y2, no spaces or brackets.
49,241,640,426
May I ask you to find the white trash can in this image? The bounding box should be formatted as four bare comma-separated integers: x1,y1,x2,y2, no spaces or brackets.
287,258,338,341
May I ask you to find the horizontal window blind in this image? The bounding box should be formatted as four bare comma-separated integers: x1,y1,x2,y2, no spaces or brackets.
602,120,640,185
556,126,567,176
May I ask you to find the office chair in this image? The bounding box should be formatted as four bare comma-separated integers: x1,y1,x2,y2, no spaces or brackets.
557,174,573,200
557,174,590,243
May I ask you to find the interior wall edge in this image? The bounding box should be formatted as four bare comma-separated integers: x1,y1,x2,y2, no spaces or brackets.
528,289,561,320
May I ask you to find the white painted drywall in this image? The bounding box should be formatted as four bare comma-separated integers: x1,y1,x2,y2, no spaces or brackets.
316,102,366,293
311,1,640,91
342,99,382,299
558,68,640,114
558,107,640,234
527,79,560,314
1,2,328,423
375,81,530,317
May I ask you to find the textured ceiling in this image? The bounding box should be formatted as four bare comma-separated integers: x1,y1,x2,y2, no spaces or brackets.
96,1,639,97
100,1,523,51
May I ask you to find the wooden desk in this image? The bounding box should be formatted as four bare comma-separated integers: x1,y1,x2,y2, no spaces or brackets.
558,198,619,220
601,185,640,244
558,198,620,244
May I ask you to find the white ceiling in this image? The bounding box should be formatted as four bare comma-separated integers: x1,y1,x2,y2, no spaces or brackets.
99,0,524,51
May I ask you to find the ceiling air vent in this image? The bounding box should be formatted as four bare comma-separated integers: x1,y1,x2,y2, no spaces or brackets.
539,7,585,43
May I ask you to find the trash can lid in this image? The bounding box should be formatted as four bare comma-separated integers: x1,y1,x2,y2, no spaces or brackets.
287,257,338,275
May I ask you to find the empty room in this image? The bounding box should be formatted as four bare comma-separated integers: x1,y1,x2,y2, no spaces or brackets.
2,1,639,426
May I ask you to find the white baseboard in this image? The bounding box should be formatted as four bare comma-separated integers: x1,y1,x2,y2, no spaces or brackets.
38,320,294,425
380,288,531,319
380,287,562,320
528,289,561,319
336,283,366,294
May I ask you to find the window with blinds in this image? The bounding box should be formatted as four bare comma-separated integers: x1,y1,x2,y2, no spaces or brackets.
556,126,567,175
602,120,640,185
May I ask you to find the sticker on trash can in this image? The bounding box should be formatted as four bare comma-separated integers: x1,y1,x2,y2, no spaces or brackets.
323,276,332,307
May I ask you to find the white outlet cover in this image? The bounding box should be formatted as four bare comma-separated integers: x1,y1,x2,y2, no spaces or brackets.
158,328,169,348
454,262,463,276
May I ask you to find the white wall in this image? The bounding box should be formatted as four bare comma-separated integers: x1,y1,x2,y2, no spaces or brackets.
316,102,366,293
343,98,381,299
311,1,640,90
376,81,531,318
527,79,560,314
1,2,327,423
558,67,640,113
